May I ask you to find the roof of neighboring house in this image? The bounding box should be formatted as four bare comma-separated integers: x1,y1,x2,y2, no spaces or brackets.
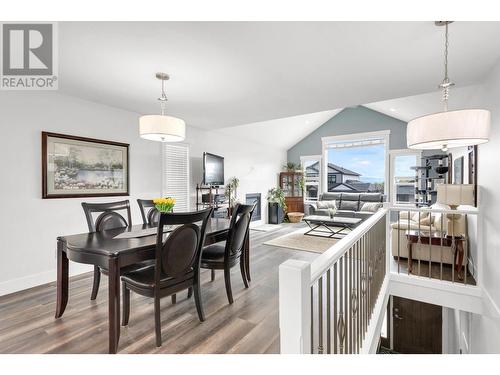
329,181,382,193
306,162,361,176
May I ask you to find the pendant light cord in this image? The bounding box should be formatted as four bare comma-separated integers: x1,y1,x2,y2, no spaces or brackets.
440,22,454,111
158,77,168,116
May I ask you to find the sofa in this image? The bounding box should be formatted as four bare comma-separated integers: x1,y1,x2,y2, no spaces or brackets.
390,205,467,265
305,192,385,220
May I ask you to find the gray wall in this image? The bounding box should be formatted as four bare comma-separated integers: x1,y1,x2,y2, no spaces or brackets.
287,106,407,163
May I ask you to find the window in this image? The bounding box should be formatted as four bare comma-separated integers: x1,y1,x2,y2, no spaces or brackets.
322,131,389,195
300,155,321,203
162,143,190,212
390,149,421,205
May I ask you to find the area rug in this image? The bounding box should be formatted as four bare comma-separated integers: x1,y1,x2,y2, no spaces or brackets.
263,227,341,254
250,224,282,232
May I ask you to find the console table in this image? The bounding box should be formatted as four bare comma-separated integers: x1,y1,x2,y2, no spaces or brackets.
405,230,465,278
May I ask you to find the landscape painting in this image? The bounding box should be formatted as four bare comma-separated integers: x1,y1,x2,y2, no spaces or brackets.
42,132,129,198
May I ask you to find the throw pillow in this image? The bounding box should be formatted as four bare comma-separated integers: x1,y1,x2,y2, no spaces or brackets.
317,200,337,210
360,202,382,212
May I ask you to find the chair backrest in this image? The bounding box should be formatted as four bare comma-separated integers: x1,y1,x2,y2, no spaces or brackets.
155,208,213,284
137,199,160,226
225,203,255,257
81,200,132,232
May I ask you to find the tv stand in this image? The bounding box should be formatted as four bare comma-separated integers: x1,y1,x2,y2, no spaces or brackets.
195,184,232,218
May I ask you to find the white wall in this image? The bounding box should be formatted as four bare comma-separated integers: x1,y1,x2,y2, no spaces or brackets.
186,126,287,226
467,60,500,353
0,91,286,296
0,92,162,296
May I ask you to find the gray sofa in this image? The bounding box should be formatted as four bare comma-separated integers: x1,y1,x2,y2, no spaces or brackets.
305,192,385,220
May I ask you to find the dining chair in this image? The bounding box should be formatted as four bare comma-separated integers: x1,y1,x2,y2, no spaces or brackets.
137,198,190,304
200,203,255,304
81,200,152,301
137,199,160,225
121,208,213,347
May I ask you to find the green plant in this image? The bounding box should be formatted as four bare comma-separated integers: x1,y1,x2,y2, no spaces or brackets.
267,187,287,212
153,197,175,213
283,162,300,172
224,176,240,207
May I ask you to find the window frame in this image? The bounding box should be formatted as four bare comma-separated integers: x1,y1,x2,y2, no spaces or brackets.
321,130,390,195
389,148,422,207
300,154,322,204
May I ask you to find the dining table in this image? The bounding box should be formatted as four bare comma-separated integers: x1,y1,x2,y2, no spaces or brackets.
54,217,250,354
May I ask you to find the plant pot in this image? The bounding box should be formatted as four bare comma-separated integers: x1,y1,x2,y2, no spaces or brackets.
268,202,284,224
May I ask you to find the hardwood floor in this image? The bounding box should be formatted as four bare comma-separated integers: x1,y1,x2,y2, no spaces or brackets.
0,223,317,354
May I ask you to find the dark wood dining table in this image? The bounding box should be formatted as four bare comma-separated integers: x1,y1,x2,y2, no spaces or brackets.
55,217,250,354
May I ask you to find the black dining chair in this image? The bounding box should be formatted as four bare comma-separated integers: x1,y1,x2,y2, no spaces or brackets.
81,200,152,301
121,208,213,347
200,203,255,304
137,198,190,304
137,199,160,226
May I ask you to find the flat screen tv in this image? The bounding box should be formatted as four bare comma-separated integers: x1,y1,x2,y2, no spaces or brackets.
203,152,224,186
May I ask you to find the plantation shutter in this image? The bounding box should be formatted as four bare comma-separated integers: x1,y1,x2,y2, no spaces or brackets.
162,143,190,212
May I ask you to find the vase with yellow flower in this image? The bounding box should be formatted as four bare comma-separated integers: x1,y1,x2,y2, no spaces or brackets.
153,197,176,213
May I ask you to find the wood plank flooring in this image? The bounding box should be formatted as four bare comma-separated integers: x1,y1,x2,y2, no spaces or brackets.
0,223,317,354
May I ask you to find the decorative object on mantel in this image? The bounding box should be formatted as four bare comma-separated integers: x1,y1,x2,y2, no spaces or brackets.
139,72,186,142
407,22,490,151
42,132,129,199
153,197,176,213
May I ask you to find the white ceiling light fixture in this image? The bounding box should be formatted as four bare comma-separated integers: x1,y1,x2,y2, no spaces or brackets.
407,22,490,152
139,72,186,142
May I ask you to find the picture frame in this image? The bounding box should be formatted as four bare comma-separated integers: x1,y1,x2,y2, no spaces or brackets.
453,156,464,184
42,132,129,199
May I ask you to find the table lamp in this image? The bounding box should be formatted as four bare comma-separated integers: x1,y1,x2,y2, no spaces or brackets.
436,184,474,236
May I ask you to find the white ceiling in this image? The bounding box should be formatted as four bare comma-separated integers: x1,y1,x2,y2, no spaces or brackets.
216,109,342,150
364,84,483,122
58,21,500,130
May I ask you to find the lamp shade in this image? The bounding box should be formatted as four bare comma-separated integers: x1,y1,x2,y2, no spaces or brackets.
139,115,186,142
407,109,490,149
436,184,474,207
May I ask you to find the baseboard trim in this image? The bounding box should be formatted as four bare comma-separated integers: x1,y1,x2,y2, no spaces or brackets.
0,264,92,297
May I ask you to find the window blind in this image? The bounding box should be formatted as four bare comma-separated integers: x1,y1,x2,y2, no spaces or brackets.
162,143,190,212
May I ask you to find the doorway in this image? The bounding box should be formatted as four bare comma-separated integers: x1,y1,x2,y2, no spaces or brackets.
392,296,442,354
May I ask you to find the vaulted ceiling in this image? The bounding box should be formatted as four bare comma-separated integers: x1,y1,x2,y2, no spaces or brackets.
59,22,500,129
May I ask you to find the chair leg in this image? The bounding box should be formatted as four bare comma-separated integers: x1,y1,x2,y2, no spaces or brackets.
224,266,234,304
122,282,130,326
240,258,249,289
171,294,176,304
187,287,193,299
154,296,162,347
90,266,100,300
211,269,215,281
193,280,205,322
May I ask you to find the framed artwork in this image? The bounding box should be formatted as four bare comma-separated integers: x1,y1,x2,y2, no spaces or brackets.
454,156,464,184
42,132,129,199
468,145,478,206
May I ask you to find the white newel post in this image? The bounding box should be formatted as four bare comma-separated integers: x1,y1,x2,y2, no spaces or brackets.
279,259,312,354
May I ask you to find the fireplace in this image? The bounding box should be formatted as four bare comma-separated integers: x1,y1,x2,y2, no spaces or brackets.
245,193,261,221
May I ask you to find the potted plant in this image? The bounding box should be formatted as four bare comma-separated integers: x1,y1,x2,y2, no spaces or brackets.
153,197,176,213
267,187,287,224
225,176,240,216
283,162,300,172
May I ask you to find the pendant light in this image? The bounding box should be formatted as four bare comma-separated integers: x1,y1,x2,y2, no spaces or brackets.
407,22,490,151
139,73,186,142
